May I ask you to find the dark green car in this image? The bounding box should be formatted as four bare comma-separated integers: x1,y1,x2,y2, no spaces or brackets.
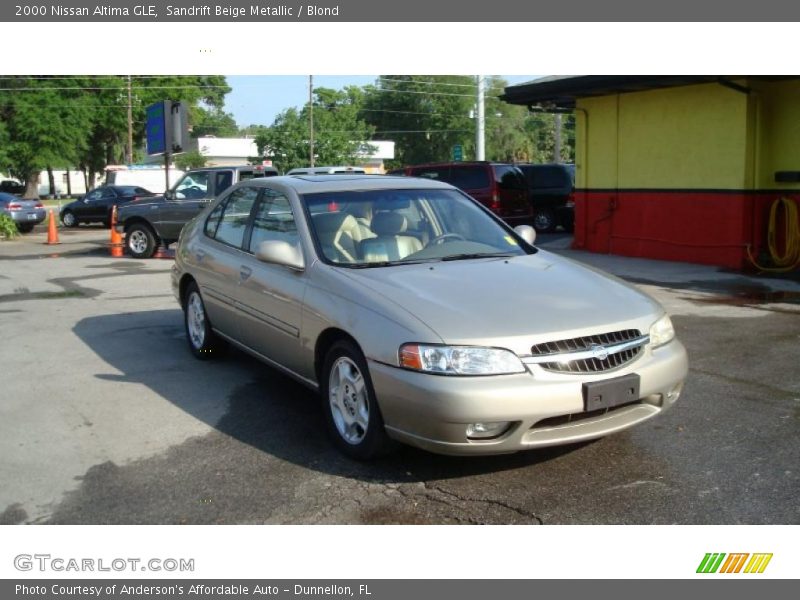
116,165,278,258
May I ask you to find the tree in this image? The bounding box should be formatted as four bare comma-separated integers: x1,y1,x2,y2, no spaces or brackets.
190,106,239,138
0,76,93,198
362,76,474,165
255,86,374,173
174,150,207,171
360,75,575,166
484,77,536,162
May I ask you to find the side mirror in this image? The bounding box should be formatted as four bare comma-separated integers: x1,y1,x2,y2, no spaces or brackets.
255,240,305,271
164,190,175,200
514,224,536,246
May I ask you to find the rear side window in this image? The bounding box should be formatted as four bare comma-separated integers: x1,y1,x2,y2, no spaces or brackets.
210,186,259,248
529,166,572,189
493,166,527,190
448,166,491,190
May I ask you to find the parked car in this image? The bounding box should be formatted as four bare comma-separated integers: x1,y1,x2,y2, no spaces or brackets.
398,162,532,223
60,185,156,227
0,192,46,232
516,163,575,233
116,165,279,258
172,175,688,459
0,180,25,196
287,166,367,175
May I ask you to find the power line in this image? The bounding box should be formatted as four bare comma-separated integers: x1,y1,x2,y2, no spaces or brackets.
375,76,479,89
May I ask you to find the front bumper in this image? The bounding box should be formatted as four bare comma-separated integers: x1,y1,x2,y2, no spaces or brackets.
369,339,688,455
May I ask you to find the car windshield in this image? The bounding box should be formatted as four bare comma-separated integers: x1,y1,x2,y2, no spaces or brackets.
303,188,532,267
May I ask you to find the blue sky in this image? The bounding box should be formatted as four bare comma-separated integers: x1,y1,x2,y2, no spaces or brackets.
224,75,538,127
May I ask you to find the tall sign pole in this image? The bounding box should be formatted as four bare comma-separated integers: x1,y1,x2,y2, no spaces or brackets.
309,75,315,167
476,75,485,161
126,75,133,165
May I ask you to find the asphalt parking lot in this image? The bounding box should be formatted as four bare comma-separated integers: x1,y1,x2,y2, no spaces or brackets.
1,224,799,525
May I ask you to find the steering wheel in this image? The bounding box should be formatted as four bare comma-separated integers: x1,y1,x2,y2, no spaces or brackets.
430,233,466,245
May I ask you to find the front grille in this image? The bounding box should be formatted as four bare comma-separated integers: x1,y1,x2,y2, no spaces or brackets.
531,329,643,373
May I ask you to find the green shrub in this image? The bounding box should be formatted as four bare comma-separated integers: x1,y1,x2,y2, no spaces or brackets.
0,214,19,240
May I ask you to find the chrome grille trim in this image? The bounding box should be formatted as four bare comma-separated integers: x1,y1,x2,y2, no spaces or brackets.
521,330,648,373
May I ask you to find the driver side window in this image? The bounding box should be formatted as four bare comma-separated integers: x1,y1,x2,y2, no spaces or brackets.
174,172,209,199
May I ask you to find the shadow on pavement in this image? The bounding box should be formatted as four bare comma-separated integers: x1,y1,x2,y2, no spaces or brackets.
72,309,583,487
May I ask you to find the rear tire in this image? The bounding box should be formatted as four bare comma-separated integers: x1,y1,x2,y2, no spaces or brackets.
183,282,227,360
125,223,157,258
17,223,34,233
321,340,392,460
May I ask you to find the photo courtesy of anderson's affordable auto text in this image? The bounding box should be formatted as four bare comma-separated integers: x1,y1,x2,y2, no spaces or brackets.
1,1,799,594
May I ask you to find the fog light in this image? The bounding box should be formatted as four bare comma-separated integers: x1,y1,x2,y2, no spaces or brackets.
466,421,511,440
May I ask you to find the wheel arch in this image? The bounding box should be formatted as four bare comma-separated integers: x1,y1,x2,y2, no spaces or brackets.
123,217,161,242
178,274,198,309
314,327,363,385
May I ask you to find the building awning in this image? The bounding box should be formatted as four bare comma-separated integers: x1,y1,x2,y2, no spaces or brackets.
501,75,795,109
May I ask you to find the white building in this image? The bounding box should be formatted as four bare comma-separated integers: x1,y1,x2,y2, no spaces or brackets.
357,140,395,173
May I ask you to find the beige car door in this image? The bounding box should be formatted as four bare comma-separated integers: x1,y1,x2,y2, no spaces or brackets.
235,189,308,375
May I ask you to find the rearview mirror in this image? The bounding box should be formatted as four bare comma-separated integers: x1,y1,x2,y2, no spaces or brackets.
514,224,536,246
255,240,305,271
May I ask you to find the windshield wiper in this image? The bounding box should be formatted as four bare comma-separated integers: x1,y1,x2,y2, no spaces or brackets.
348,258,436,269
439,252,516,262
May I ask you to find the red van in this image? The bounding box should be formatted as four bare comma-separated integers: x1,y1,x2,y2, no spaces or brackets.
399,162,532,223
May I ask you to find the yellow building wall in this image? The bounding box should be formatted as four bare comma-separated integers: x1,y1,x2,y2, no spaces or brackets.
750,78,800,190
577,82,751,189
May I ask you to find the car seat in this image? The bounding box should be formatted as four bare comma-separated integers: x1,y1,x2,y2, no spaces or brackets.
360,212,423,262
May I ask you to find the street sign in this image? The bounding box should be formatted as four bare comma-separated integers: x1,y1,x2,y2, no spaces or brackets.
145,101,189,156
145,102,166,155
452,144,463,161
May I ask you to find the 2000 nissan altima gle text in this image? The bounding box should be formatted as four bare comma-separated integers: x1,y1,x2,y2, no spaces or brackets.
171,175,688,459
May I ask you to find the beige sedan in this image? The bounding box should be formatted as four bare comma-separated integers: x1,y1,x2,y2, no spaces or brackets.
172,175,688,459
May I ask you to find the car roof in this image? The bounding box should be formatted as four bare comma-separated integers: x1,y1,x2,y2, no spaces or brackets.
189,165,271,172
406,161,523,170
242,174,456,194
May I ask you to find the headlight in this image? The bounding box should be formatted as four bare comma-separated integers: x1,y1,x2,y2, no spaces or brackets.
649,314,675,348
399,344,525,376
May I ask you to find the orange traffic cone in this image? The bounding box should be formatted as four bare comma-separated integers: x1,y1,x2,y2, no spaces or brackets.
152,245,173,259
109,206,124,258
45,209,60,245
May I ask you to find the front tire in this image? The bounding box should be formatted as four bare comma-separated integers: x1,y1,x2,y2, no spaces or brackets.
321,340,391,460
125,223,157,258
183,282,226,360
61,210,78,228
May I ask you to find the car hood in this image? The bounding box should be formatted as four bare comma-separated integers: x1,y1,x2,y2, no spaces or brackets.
335,250,662,350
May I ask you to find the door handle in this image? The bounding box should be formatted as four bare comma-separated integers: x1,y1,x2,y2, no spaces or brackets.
195,249,207,262
239,266,252,281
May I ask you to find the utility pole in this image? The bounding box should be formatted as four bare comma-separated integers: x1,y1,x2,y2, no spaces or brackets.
476,75,485,161
308,75,315,167
126,75,133,164
554,113,562,163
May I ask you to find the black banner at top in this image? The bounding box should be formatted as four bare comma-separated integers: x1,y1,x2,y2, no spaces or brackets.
3,0,800,21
